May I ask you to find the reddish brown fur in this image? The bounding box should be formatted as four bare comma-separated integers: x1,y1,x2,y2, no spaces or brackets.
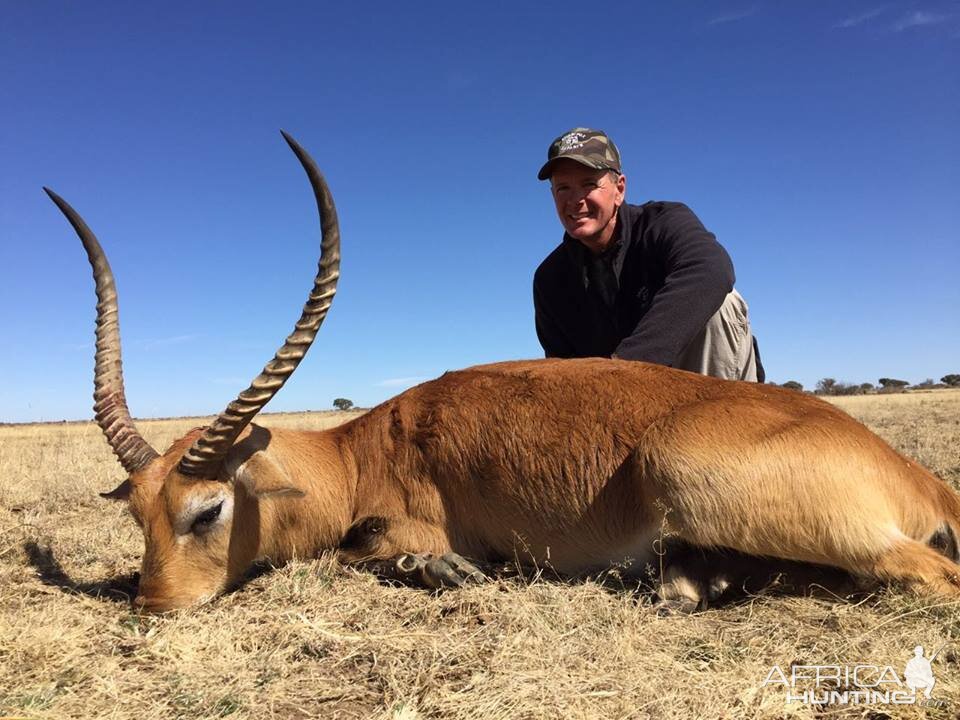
117,358,960,611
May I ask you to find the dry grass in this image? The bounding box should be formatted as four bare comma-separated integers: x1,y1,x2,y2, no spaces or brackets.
2,394,960,719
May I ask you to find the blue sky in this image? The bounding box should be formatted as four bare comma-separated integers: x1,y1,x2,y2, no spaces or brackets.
2,2,958,423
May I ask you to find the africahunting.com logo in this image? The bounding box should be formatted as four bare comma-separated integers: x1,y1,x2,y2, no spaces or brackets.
761,644,946,707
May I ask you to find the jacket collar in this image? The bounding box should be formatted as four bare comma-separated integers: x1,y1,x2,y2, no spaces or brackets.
562,203,634,279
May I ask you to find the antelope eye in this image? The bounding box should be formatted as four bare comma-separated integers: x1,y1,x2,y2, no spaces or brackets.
191,502,223,534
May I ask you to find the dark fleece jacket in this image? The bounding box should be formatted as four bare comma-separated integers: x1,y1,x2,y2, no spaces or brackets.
533,201,735,366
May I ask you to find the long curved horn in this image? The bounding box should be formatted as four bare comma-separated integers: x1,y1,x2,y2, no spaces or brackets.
177,131,341,479
44,188,160,474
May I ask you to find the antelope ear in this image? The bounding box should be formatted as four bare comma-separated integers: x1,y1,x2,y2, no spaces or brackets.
100,478,133,501
227,451,305,500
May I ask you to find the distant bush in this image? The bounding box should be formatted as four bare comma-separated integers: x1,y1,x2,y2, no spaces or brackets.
910,380,949,391
332,398,355,411
780,380,803,391
942,374,960,387
815,378,874,396
878,378,909,389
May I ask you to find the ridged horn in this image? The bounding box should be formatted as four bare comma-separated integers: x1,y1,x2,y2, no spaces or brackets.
177,131,341,478
44,188,160,475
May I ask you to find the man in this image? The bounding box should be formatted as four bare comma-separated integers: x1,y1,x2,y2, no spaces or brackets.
533,127,764,382
904,646,936,700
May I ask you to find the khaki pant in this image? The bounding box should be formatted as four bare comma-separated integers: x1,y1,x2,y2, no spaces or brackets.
674,289,759,382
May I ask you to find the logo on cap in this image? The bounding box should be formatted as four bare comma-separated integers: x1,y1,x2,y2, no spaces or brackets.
558,131,587,153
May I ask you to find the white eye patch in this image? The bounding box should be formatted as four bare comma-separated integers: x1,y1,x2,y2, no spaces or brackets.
174,491,234,540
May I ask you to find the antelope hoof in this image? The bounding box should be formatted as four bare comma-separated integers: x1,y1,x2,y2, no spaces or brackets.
395,552,487,589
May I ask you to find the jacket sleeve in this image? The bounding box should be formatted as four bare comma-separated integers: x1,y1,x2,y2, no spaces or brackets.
613,204,734,365
533,270,575,358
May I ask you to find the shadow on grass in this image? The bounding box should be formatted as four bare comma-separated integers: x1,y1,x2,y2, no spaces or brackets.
21,539,867,614
230,560,279,592
359,542,867,613
23,539,283,610
23,541,139,604
586,542,869,611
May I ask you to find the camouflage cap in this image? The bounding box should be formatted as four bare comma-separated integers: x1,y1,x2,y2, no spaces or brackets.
537,128,622,181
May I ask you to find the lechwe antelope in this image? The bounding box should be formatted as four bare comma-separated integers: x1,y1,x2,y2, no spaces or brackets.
47,133,960,613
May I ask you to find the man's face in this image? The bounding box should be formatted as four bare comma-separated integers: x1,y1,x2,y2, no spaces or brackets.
549,159,625,252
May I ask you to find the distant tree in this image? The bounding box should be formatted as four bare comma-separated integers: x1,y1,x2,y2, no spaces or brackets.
878,378,909,389
781,380,803,391
815,378,837,395
942,374,960,387
332,398,354,411
815,378,869,396
913,379,935,389
833,382,861,396
858,383,875,393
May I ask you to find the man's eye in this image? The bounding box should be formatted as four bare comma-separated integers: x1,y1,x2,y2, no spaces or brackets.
191,502,223,533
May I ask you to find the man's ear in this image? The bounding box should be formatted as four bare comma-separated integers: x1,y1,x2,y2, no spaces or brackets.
614,172,626,203
227,451,305,500
100,478,133,501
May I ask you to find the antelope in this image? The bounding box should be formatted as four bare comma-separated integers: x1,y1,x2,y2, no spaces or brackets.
47,132,960,613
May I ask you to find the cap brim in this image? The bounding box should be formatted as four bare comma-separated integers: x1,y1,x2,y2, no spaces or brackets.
537,155,615,181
